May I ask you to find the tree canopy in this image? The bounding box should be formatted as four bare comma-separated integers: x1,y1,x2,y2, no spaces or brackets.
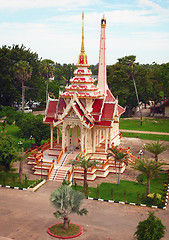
50,185,87,229
15,112,50,146
0,44,169,117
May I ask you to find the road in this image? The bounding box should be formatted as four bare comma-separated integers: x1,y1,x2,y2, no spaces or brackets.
0,181,169,240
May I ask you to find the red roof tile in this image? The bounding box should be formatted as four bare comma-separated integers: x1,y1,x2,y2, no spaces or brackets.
44,117,54,123
57,98,66,114
118,105,125,115
95,121,112,127
106,89,115,102
92,99,104,114
47,100,58,116
92,115,99,121
101,103,115,119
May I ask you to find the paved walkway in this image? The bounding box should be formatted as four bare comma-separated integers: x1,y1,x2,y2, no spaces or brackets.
1,184,169,240
120,129,169,135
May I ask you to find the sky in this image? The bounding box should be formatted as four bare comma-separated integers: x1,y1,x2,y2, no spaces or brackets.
0,0,169,65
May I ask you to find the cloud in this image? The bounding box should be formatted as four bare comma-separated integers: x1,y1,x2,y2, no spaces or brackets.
0,0,100,11
139,0,169,15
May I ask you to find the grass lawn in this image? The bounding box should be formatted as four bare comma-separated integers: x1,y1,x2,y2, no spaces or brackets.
122,132,169,142
0,172,40,188
73,173,166,205
48,223,81,237
120,118,169,133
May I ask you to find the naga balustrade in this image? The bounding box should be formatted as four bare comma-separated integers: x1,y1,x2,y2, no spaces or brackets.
68,166,73,182
47,160,55,180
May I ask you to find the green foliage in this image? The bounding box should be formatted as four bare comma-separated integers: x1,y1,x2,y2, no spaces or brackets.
136,192,141,204
69,153,98,192
120,118,169,133
74,181,78,190
50,185,88,228
62,179,71,186
0,45,42,106
15,112,50,146
107,55,152,115
131,157,165,195
134,211,166,240
0,106,17,130
72,173,166,205
29,179,42,188
0,133,16,172
144,140,169,162
123,189,127,202
96,184,100,199
110,186,114,200
121,132,169,142
136,174,145,184
107,146,128,185
0,171,39,188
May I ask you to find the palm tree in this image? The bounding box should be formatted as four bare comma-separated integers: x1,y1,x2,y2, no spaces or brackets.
131,157,165,195
14,61,32,113
144,140,168,162
107,146,128,185
41,59,54,103
15,147,30,183
69,153,98,193
50,185,87,230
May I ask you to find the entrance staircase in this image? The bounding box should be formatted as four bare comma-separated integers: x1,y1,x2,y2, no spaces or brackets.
49,150,80,182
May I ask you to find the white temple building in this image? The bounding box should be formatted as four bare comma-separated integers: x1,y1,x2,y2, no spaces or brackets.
43,13,125,154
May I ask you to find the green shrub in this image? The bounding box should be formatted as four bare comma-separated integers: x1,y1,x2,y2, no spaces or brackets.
110,186,114,200
136,174,145,184
62,179,70,186
136,192,141,204
134,211,166,240
96,184,100,199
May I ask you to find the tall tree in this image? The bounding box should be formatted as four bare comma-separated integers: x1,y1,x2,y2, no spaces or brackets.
41,59,54,103
50,185,87,229
0,106,17,130
14,147,30,184
107,146,128,185
0,45,42,106
131,158,165,195
0,133,16,172
15,112,50,146
69,154,98,193
144,140,169,163
13,60,32,112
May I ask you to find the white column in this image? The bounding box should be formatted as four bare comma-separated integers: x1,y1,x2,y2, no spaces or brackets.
81,126,84,152
96,128,98,146
50,125,53,149
109,128,112,148
105,128,108,152
57,128,60,144
85,129,87,151
62,127,66,152
99,128,101,145
92,128,96,153
66,126,70,147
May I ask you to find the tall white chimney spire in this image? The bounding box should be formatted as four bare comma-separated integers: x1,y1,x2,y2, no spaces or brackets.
97,16,107,95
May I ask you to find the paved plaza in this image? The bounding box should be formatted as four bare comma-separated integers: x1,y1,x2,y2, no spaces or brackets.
1,137,169,240
0,180,169,240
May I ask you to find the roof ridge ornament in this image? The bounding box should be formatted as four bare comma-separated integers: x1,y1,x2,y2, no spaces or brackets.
77,11,88,66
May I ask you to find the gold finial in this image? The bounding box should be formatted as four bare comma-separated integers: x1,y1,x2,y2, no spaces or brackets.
81,11,85,53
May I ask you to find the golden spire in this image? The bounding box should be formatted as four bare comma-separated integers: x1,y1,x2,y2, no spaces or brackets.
77,11,88,66
81,11,85,53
